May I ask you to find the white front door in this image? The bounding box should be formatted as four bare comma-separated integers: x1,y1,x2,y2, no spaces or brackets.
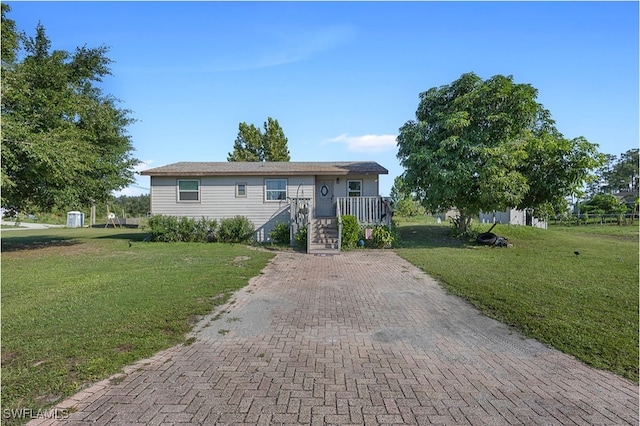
316,180,333,217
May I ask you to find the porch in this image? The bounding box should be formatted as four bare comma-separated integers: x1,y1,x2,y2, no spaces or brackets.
289,196,393,254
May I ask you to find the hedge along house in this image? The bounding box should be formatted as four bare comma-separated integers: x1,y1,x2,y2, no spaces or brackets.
140,161,391,253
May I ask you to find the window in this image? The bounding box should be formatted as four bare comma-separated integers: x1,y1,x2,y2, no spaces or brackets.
178,179,200,202
347,180,362,197
265,179,287,201
236,182,247,198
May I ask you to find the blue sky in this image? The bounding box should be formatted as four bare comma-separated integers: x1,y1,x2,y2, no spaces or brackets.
6,1,639,197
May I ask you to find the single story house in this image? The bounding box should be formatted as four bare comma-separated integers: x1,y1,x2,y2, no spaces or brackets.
614,190,639,210
140,161,391,253
479,209,547,229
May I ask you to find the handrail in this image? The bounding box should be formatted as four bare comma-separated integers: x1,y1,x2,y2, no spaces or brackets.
336,201,343,252
288,197,312,252
268,199,292,223
306,216,311,254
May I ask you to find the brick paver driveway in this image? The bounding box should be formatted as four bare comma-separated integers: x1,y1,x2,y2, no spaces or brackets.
33,251,638,425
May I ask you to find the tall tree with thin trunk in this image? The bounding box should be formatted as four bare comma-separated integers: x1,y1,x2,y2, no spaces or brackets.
228,117,290,162
262,117,290,161
227,122,263,162
608,149,639,193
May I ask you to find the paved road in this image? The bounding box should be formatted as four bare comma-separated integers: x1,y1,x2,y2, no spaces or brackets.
1,221,65,230
31,251,638,425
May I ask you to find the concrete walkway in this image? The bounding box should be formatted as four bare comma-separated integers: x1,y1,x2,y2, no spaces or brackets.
31,251,638,425
1,220,66,230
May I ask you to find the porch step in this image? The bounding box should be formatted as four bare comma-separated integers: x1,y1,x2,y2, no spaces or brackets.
311,218,336,226
308,218,340,254
309,247,340,255
309,242,340,251
311,230,339,241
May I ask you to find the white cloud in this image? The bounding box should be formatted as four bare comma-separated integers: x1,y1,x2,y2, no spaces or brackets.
133,160,154,174
122,26,355,74
113,186,148,197
112,160,153,197
326,134,397,153
208,25,355,72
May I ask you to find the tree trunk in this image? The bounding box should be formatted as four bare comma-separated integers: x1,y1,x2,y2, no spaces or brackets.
457,211,473,234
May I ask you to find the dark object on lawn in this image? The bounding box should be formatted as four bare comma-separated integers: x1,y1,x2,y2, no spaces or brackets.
476,223,509,247
574,251,580,256
494,236,509,247
477,232,498,245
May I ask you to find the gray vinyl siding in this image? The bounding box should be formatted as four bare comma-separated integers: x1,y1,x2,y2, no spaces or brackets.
150,176,315,241
333,175,379,198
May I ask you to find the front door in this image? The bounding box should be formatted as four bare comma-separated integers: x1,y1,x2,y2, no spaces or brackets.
316,180,333,217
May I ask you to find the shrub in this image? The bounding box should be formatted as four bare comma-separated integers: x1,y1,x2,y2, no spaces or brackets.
294,225,308,249
360,225,395,248
191,217,217,242
147,215,178,242
393,198,426,217
269,221,291,245
449,216,478,241
340,215,359,249
218,216,255,243
147,215,216,242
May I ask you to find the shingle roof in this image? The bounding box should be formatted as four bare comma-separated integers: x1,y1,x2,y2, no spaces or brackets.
140,161,388,177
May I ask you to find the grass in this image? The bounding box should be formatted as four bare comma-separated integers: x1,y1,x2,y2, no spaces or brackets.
1,228,274,424
2,218,638,423
394,216,639,382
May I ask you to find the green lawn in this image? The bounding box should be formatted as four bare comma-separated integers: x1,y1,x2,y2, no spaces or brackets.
1,228,274,423
394,217,639,382
2,221,638,424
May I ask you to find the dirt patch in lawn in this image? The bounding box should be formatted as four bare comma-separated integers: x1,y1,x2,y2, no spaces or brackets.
1,239,97,259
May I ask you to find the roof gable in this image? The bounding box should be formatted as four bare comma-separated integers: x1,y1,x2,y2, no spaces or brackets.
140,161,388,177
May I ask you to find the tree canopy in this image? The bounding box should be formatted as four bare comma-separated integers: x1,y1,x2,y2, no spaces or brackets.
587,148,639,196
227,117,290,162
1,6,139,212
396,72,603,231
389,175,425,217
581,193,627,216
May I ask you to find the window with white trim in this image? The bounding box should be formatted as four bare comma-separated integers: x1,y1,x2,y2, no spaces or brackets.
347,180,362,197
265,179,287,201
178,179,200,202
236,182,247,198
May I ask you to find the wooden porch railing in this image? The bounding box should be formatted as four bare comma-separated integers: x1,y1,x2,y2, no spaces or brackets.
290,196,391,253
336,196,392,226
289,197,311,250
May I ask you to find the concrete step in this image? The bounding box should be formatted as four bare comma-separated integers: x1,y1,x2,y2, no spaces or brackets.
311,231,339,238
308,218,340,254
312,238,339,245
309,249,340,255
310,242,339,249
311,218,336,226
308,243,340,255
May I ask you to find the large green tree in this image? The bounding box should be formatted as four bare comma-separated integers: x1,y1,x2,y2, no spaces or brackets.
1,8,139,212
586,153,617,196
586,149,638,197
227,117,290,161
397,72,602,232
1,4,18,65
607,149,639,193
